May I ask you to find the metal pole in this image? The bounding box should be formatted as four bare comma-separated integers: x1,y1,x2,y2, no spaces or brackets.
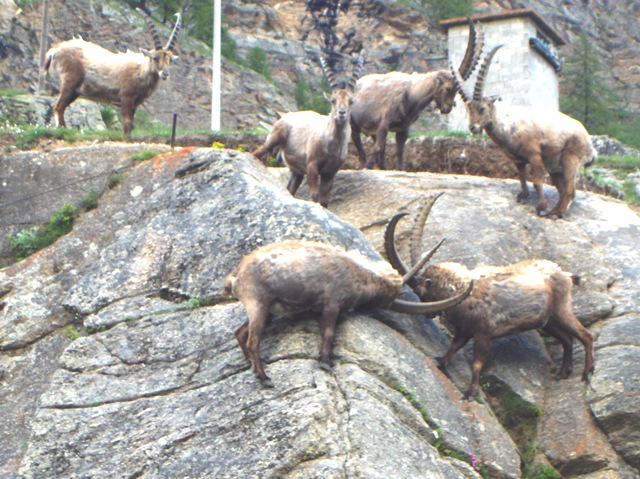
211,0,221,131
170,112,178,148
37,0,50,94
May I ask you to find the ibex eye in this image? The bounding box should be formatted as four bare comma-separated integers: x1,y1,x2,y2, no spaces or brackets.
424,279,432,287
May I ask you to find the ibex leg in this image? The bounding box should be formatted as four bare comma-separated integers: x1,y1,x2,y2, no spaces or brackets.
351,124,368,169
54,90,79,127
395,130,408,170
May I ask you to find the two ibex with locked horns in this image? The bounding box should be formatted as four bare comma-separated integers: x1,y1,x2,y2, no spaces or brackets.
224,224,473,387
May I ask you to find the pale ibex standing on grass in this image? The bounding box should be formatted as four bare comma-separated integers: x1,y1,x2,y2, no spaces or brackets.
349,19,483,170
224,230,473,387
385,194,595,399
253,55,364,207
452,45,597,218
43,9,181,136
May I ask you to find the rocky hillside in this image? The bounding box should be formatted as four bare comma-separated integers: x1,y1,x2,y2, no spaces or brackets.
1,0,638,131
1,144,639,478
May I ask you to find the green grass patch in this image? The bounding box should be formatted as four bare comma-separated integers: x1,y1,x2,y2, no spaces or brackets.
0,87,26,97
482,376,552,477
9,203,76,261
596,154,640,171
130,149,167,162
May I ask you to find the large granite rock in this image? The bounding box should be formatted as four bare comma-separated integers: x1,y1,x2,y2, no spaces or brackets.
0,145,639,478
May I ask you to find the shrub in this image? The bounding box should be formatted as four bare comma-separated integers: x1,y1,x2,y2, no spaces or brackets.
10,204,76,260
246,47,272,81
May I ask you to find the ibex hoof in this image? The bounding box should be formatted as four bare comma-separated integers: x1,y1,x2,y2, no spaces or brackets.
317,360,334,373
259,377,275,388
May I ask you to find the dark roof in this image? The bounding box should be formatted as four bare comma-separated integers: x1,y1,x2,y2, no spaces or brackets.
439,8,567,46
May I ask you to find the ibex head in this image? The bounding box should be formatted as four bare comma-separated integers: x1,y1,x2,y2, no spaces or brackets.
138,8,182,80
384,193,473,304
451,44,504,134
436,18,484,114
320,54,365,126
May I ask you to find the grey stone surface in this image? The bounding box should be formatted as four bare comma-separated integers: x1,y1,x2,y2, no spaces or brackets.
0,146,639,478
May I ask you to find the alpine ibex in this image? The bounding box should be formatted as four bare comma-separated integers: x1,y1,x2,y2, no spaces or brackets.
43,9,181,136
253,55,364,208
385,194,595,399
452,45,597,218
224,233,473,387
349,19,483,170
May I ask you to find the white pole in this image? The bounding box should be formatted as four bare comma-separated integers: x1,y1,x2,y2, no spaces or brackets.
211,0,221,131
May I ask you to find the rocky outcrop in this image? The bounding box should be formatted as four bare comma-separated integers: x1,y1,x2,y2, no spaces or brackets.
2,0,637,132
1,145,639,478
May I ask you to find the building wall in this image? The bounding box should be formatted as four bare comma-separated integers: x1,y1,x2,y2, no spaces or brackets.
446,16,560,132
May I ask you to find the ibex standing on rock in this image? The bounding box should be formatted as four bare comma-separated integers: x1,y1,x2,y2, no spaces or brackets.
224,232,473,387
43,9,181,136
385,194,595,399
452,45,597,218
253,55,364,208
349,19,484,170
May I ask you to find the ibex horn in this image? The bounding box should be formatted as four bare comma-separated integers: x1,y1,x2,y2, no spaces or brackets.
320,56,339,89
347,55,365,91
137,8,163,50
458,18,484,81
389,280,474,314
473,44,503,102
384,212,411,276
164,12,182,52
410,192,444,266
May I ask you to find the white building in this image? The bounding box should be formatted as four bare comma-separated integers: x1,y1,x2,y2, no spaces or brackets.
440,8,566,132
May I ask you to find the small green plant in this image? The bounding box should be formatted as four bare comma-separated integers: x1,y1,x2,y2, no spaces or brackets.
221,27,240,62
100,105,118,128
211,141,225,149
64,325,81,340
184,297,216,309
246,46,272,81
10,204,76,260
131,149,165,162
80,188,100,211
523,464,561,479
108,173,123,189
294,77,331,114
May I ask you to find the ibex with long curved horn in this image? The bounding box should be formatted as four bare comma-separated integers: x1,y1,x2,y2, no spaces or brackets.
224,218,473,386
253,55,365,207
349,19,484,170
452,45,597,218
43,9,181,136
385,194,594,399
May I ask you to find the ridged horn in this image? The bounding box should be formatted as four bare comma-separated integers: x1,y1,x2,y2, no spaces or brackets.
403,239,445,284
458,19,484,81
164,12,182,52
473,44,503,102
389,280,474,314
384,212,411,276
137,8,163,50
347,55,365,90
410,192,444,266
320,56,339,89
451,63,472,104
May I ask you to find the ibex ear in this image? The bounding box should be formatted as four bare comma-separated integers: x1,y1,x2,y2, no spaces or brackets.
140,48,153,58
171,54,179,62
488,95,501,105
323,91,332,102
